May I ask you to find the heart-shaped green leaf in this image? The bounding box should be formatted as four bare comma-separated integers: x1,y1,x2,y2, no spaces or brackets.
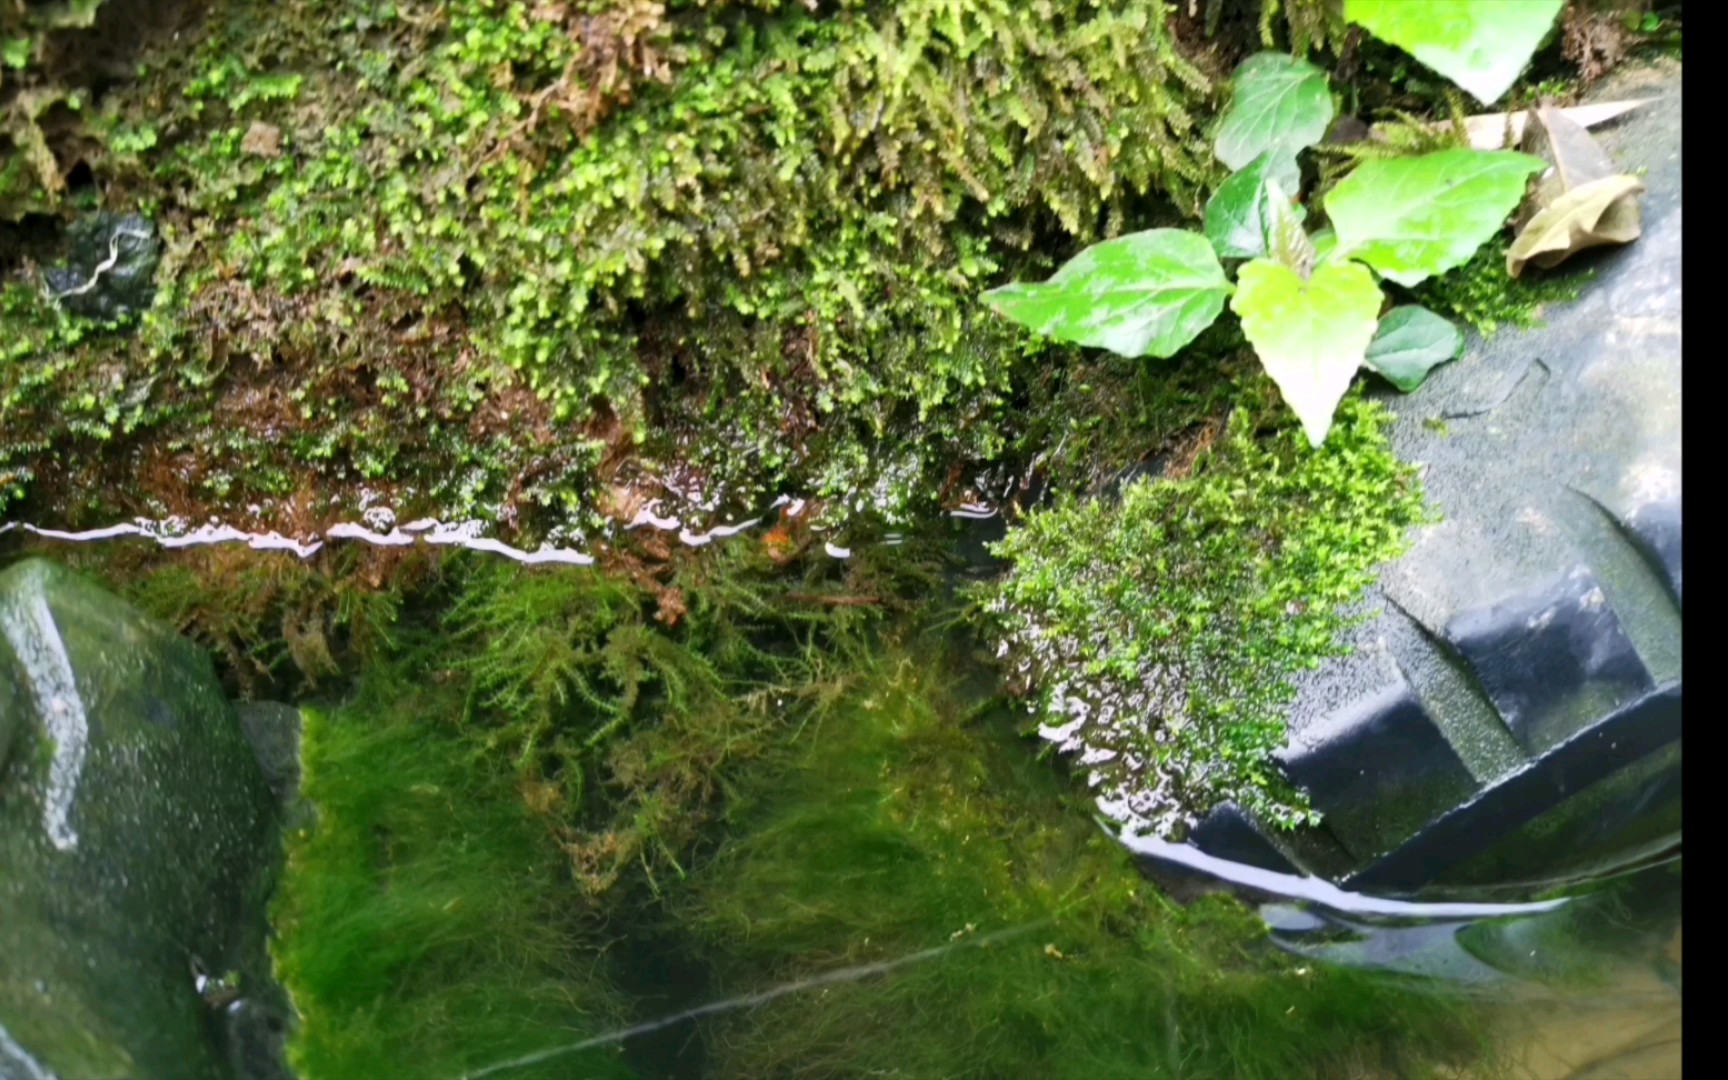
1328,149,1545,286
1214,53,1332,193
1345,0,1565,106
1233,256,1382,447
983,229,1232,359
1203,153,1308,260
1363,305,1462,392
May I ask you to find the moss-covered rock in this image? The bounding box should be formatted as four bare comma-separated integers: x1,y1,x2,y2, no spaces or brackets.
0,557,285,1080
982,391,1427,836
2,0,1222,534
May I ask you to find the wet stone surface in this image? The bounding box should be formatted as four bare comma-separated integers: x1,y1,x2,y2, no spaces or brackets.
0,558,291,1080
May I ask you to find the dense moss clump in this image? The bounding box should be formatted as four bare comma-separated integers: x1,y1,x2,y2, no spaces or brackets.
665,636,1494,1080
271,666,638,1080
983,390,1427,836
40,525,949,898
2,0,1218,531
1411,233,1592,336
1,0,111,221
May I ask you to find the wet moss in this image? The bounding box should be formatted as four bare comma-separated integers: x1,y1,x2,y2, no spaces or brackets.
982,389,1428,836
2,0,1219,533
1410,233,1592,337
665,635,1496,1080
270,658,639,1080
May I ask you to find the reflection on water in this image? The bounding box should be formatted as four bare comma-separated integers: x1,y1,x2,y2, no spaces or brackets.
1255,861,1682,1079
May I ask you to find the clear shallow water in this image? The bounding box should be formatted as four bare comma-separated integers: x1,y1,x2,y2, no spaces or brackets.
0,542,1681,1080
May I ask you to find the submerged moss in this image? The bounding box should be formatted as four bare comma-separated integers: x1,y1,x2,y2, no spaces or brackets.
666,636,1495,1080
983,390,1427,836
270,656,638,1080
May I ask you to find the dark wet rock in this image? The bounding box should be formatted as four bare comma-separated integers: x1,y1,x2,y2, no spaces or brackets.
41,212,161,322
235,701,303,807
0,558,289,1080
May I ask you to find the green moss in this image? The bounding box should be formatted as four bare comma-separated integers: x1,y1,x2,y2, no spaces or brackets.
667,637,1494,1079
44,528,953,901
982,388,1427,835
1411,233,1592,336
3,0,1220,534
271,663,638,1080
47,543,416,696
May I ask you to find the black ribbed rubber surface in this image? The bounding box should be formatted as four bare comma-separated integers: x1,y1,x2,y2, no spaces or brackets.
1187,61,1683,899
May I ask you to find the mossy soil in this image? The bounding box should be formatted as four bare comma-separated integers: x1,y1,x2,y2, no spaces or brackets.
1,0,1625,542
1,0,1227,537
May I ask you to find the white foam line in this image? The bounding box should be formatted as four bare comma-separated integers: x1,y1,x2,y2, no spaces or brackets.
456,922,1046,1080
949,504,998,520
23,522,145,542
0,1023,57,1080
678,518,760,547
626,506,682,531
156,524,252,548
3,487,984,568
248,532,324,557
1115,829,1569,920
0,573,89,852
324,523,417,546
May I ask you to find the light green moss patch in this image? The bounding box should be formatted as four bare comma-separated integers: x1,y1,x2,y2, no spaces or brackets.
983,390,1427,834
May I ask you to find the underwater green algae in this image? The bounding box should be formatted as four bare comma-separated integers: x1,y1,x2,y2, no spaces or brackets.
663,635,1495,1080
269,654,638,1080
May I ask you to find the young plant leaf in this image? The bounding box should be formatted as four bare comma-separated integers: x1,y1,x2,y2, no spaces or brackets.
1214,52,1333,193
1263,178,1315,277
983,229,1232,359
1344,0,1565,106
1203,153,1307,260
1328,149,1545,286
1363,305,1463,392
1232,257,1382,447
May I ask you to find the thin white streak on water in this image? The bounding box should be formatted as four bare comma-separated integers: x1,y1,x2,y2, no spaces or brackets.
0,574,88,852
1114,829,1569,920
457,922,1046,1080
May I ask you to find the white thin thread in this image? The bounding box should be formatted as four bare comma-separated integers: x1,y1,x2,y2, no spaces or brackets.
44,225,153,302
456,922,1046,1080
1115,829,1569,920
0,1022,59,1080
0,575,88,852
